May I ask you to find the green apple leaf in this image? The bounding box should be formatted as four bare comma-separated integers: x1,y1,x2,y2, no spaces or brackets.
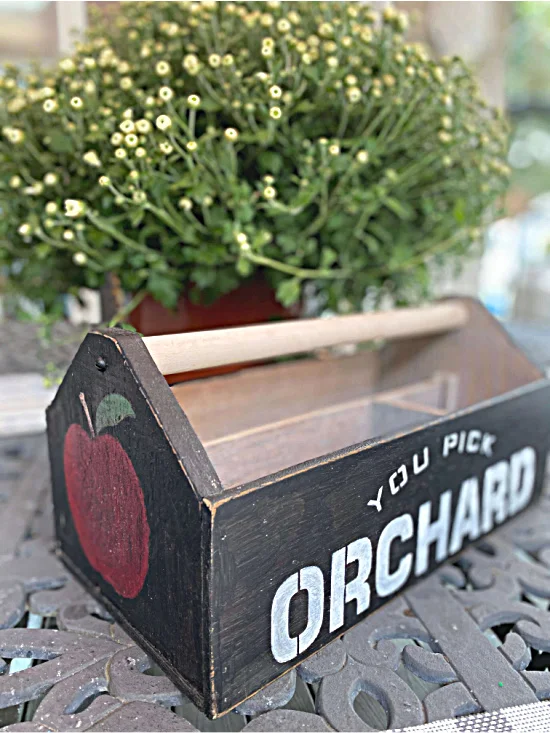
95,394,135,434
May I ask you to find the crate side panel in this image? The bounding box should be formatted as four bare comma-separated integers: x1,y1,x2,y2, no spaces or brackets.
47,332,206,703
379,297,543,408
210,381,550,714
206,402,437,488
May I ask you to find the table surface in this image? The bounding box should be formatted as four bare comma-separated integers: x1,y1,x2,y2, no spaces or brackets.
1,434,550,733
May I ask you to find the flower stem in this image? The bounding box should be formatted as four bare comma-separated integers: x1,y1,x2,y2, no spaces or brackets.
107,290,147,328
79,392,95,438
242,250,349,280
86,211,150,255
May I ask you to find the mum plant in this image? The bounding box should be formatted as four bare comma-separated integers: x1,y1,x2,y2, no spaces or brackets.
0,1,510,323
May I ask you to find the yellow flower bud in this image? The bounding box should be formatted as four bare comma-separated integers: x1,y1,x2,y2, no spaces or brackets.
119,119,135,134
155,60,171,76
179,197,193,211
224,127,239,142
133,190,147,204
159,141,173,154
136,119,152,134
43,98,58,113
58,58,75,73
64,199,86,218
159,86,174,102
83,150,101,167
155,114,172,131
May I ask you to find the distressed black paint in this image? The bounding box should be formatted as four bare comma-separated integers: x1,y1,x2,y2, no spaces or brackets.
209,382,550,711
47,331,212,711
46,301,550,718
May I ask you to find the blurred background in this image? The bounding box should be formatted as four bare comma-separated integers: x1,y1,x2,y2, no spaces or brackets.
1,1,550,324
402,0,550,325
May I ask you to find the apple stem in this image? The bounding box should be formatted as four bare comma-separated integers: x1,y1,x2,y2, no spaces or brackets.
79,392,96,438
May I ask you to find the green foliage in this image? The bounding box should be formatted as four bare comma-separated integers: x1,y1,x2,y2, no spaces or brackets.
0,1,510,318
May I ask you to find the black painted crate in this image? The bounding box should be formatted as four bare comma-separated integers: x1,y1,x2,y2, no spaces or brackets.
46,298,550,717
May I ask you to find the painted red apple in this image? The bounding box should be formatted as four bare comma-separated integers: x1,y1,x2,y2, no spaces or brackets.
63,391,150,599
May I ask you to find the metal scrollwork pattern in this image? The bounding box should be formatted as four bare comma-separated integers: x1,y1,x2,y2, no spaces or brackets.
3,437,550,731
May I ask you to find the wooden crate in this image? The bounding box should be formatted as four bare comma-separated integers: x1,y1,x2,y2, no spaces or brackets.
46,297,550,717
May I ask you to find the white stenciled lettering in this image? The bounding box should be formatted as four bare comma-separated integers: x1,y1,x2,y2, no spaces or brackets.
271,566,324,663
389,465,408,495
270,443,539,664
271,573,298,663
442,430,497,458
329,538,372,632
298,567,324,654
415,490,452,576
376,514,413,597
413,447,430,475
466,430,481,453
481,433,497,457
449,477,481,554
481,460,508,533
509,446,536,515
367,486,384,513
442,433,458,457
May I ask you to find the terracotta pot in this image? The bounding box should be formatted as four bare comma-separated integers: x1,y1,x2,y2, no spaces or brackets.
129,275,299,384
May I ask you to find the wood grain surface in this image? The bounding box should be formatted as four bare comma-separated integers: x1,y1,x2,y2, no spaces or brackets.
202,377,455,488
144,301,468,375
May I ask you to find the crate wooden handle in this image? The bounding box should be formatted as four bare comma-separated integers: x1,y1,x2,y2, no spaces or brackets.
142,300,469,376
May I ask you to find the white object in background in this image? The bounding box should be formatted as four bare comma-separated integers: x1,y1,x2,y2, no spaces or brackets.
478,217,523,319
0,373,56,436
66,288,101,326
56,1,87,54
514,265,550,323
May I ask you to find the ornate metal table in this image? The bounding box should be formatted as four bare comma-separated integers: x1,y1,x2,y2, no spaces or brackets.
2,434,550,732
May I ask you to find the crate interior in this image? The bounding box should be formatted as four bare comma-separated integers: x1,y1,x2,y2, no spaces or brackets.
171,349,462,489
167,300,543,490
